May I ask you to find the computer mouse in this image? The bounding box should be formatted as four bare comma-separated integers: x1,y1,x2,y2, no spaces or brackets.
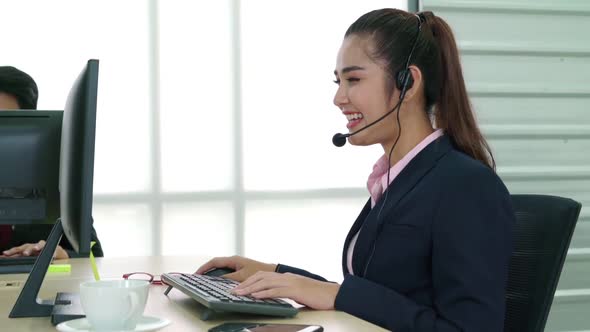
203,267,235,277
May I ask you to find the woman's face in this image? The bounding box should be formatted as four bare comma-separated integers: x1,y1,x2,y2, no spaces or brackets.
333,35,399,147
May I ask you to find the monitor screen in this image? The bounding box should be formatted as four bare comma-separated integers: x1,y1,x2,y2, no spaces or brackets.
0,111,62,225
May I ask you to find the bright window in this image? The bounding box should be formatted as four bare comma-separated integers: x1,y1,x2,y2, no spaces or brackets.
1,1,407,280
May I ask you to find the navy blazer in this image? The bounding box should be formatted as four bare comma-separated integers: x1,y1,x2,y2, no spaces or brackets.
277,135,515,331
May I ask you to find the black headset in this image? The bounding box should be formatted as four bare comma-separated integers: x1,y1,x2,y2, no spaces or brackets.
360,13,425,278
394,14,424,102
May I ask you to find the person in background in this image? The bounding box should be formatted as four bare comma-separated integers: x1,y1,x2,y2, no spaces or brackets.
0,66,38,110
196,9,514,331
0,65,104,258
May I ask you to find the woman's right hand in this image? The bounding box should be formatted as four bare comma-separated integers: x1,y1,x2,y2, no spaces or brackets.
195,255,277,282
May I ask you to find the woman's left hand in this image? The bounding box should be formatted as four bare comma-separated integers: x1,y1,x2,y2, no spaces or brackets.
232,271,340,310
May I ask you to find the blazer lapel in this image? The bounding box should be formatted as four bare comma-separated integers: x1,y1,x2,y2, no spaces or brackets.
350,135,454,276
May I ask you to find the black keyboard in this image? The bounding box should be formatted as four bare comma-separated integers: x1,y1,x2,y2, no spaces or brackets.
0,256,36,274
0,256,37,266
162,273,298,318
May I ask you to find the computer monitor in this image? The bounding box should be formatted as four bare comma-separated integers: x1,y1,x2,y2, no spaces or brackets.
0,111,62,226
59,59,99,256
9,59,100,320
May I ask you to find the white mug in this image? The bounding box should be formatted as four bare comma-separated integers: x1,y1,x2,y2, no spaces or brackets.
80,279,149,330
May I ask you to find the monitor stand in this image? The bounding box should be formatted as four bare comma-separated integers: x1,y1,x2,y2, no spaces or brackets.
51,292,85,325
8,219,86,325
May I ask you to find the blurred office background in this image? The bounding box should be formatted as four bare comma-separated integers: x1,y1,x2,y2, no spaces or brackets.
2,0,589,330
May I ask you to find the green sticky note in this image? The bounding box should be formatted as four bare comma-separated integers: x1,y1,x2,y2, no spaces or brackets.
48,264,71,273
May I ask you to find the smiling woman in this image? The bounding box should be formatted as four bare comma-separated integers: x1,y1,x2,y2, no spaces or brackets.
197,7,515,332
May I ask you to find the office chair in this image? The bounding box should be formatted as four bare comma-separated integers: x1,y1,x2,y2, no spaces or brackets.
504,194,581,332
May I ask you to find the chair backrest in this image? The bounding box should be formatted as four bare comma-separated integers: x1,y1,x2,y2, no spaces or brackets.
504,194,581,332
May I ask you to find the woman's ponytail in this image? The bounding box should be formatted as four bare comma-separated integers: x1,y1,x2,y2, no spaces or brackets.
423,12,495,169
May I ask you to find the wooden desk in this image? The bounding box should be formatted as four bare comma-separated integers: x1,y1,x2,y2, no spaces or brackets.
0,256,386,331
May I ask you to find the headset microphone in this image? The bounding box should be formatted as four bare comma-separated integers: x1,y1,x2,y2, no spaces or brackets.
331,99,403,147
332,133,348,147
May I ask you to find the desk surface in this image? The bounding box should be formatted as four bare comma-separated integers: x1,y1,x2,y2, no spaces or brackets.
0,256,386,331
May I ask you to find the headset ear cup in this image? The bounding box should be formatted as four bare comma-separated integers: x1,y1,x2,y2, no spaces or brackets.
396,69,414,91
406,71,414,90
395,70,405,89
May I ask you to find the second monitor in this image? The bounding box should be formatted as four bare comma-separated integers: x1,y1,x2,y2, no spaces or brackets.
0,111,62,273
0,111,62,226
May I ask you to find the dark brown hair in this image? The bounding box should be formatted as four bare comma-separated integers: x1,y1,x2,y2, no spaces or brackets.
345,9,495,169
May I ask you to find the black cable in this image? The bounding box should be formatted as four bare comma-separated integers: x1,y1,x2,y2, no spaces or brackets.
361,14,423,278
